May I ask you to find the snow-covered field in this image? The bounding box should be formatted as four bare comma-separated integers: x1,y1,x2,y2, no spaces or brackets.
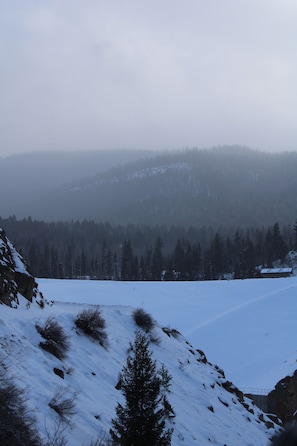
38,276,297,391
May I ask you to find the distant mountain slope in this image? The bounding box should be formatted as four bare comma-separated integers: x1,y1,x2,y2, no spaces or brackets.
1,146,297,228
35,146,297,227
0,149,153,218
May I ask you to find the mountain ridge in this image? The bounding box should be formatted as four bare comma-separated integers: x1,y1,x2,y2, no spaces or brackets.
43,146,297,227
1,146,297,228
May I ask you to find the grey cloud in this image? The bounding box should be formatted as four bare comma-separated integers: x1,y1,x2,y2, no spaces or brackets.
1,0,297,155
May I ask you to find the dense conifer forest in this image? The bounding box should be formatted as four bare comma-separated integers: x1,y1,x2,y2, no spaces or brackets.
1,216,296,281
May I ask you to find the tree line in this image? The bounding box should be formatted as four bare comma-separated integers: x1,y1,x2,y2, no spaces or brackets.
1,216,296,281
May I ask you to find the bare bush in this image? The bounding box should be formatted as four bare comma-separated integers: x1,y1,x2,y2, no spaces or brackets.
132,308,155,333
74,307,108,347
44,418,68,446
0,364,42,445
48,387,77,425
88,429,112,446
36,317,70,360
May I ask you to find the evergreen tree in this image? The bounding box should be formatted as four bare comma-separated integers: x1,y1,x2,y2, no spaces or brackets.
132,255,140,280
121,240,134,280
240,236,256,278
110,331,173,446
265,223,288,265
294,219,297,250
151,237,164,280
203,249,213,280
264,228,274,267
272,222,288,261
113,252,119,280
100,240,107,279
172,239,185,279
210,233,225,279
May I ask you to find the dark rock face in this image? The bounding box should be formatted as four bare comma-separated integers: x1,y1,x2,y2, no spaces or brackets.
268,370,297,425
0,228,41,307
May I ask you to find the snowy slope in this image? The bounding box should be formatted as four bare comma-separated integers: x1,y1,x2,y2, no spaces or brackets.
0,229,288,446
0,294,278,446
38,277,297,391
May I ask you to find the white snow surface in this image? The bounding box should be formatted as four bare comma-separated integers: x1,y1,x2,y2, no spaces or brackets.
126,163,190,181
8,238,31,274
2,277,293,445
38,277,297,391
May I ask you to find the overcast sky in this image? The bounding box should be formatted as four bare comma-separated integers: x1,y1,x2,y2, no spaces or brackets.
1,0,297,156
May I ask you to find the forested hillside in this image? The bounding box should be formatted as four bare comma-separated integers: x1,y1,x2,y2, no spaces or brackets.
31,146,297,227
1,147,297,228
2,146,297,281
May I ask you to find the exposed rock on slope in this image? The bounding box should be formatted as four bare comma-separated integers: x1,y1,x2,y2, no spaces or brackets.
268,370,297,425
0,228,43,307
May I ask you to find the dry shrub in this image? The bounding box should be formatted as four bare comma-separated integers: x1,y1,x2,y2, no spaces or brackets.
36,317,70,360
132,308,155,333
48,387,77,425
0,363,42,445
74,307,108,348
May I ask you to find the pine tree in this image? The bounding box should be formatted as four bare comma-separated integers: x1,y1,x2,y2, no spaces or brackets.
210,233,225,279
121,240,134,280
151,237,164,280
272,223,288,261
294,219,297,250
110,331,173,446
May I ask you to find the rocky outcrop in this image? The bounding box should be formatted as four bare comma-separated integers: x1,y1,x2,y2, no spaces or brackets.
0,227,43,307
268,370,297,425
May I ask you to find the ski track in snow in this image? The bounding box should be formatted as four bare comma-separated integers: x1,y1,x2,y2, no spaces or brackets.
185,282,297,334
